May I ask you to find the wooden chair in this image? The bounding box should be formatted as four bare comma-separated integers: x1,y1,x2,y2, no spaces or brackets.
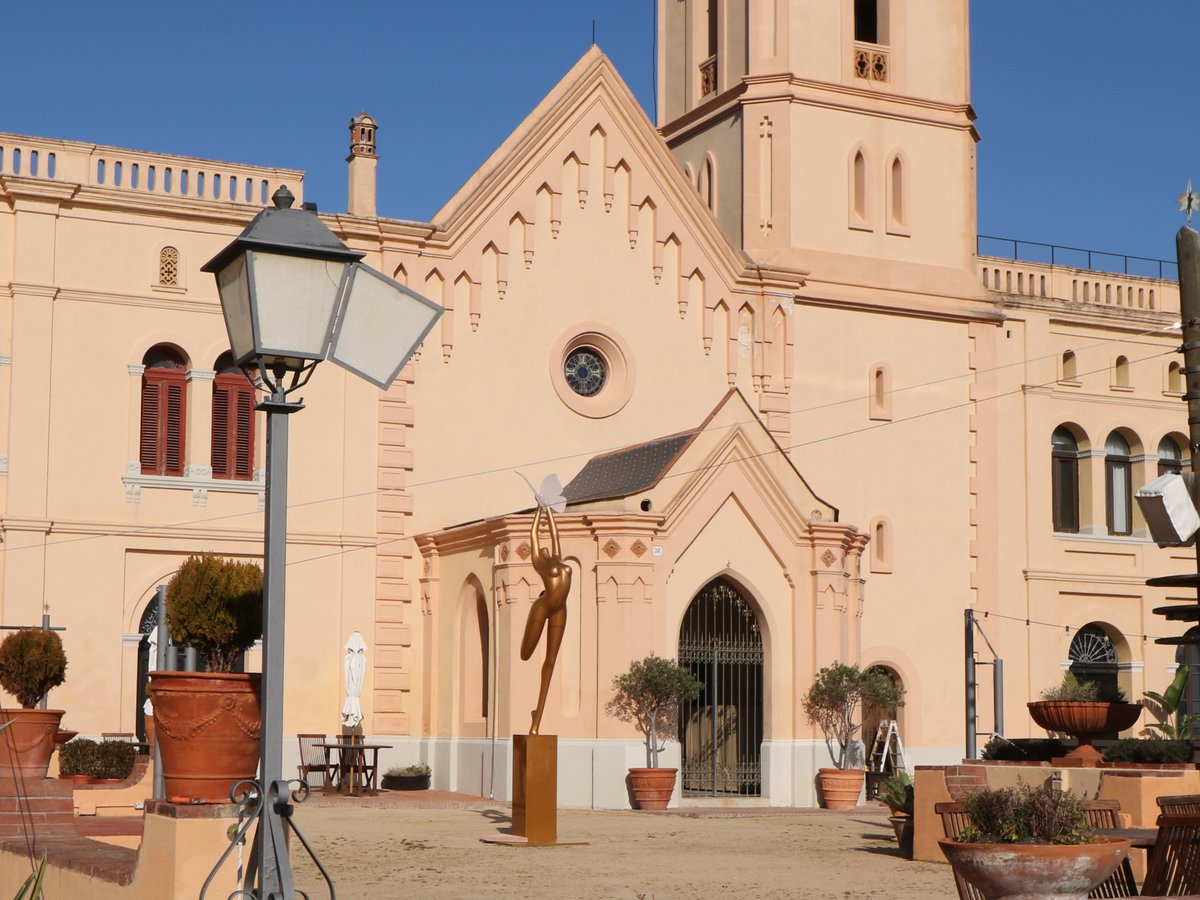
1157,795,1200,816
1141,813,1200,897
935,802,986,900
296,733,332,791
1081,799,1139,898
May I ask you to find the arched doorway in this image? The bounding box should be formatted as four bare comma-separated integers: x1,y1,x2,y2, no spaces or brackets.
678,577,764,797
1068,624,1121,700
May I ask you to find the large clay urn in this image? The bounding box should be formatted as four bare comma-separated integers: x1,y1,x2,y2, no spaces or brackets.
939,837,1130,900
628,767,678,810
150,671,261,803
1026,701,1142,765
817,767,865,809
0,709,65,780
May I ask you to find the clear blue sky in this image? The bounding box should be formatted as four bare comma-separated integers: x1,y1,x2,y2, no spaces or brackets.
2,2,1195,267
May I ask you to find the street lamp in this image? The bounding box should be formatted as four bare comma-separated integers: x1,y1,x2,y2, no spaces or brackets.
201,186,442,898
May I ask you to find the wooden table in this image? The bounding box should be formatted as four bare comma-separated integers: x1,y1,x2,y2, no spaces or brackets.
316,742,392,796
1095,827,1158,849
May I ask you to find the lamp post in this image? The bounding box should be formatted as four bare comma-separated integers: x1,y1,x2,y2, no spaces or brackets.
201,187,442,898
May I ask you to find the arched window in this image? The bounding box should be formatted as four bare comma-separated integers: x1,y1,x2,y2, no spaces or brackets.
1168,360,1183,394
158,246,180,287
853,150,867,223
855,0,881,43
1062,351,1077,382
888,156,905,230
1051,427,1080,533
140,345,187,476
869,516,893,573
1159,436,1185,477
869,364,891,420
1105,431,1132,536
1114,355,1130,388
212,352,256,481
1069,624,1122,704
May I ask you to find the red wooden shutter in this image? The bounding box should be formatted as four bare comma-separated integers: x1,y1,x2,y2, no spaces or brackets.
233,386,254,479
211,383,230,478
162,380,186,477
139,379,160,474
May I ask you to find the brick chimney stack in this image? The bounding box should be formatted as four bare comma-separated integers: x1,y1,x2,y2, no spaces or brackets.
347,112,377,218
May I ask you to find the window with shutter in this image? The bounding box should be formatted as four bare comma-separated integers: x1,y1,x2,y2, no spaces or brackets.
212,353,256,481
140,346,188,476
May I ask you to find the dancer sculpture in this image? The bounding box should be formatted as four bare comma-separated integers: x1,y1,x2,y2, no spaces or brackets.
520,503,571,735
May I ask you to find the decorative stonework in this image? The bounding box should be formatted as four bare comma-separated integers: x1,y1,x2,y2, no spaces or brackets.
821,549,837,568
602,539,621,559
811,509,823,521
516,541,531,560
853,45,889,83
499,544,510,562
631,539,647,558
158,246,180,286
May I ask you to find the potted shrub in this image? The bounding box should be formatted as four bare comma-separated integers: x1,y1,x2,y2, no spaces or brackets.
1027,672,1141,765
381,763,431,791
91,740,137,783
939,783,1131,899
0,628,67,780
877,770,915,858
57,738,98,784
802,663,904,809
149,554,263,803
605,653,702,810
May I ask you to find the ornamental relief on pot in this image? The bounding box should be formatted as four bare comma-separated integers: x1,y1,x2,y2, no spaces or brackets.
154,694,261,741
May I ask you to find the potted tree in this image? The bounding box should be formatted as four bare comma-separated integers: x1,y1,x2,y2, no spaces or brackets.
605,653,702,810
939,783,1131,899
0,628,67,780
802,663,904,809
149,554,263,803
1027,672,1142,765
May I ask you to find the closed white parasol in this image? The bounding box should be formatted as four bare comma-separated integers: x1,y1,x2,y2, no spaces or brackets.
341,631,368,728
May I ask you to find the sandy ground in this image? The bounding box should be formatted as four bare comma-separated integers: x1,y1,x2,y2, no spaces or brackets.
287,794,958,899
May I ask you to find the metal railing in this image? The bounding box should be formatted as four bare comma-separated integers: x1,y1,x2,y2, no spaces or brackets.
978,235,1177,281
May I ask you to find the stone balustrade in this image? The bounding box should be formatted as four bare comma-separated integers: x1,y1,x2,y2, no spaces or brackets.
0,131,302,206
978,255,1179,316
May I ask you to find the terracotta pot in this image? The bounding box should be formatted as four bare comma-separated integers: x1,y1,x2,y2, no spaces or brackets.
939,837,1130,899
0,709,65,781
627,767,678,810
889,815,914,859
150,671,261,803
1027,701,1143,765
817,767,864,809
69,774,93,785
53,730,77,747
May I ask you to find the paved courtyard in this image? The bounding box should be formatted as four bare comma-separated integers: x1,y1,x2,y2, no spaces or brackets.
288,792,958,899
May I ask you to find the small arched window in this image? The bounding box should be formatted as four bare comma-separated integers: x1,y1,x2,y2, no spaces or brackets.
1168,360,1183,394
1114,356,1130,389
1051,427,1080,533
869,516,893,574
888,156,905,230
869,364,892,420
158,247,180,287
853,150,867,223
1105,431,1132,536
140,345,188,477
212,352,256,481
1069,624,1121,704
1159,436,1185,477
1062,351,1077,382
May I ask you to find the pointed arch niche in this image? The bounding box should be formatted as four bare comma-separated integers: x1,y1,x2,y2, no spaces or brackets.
457,576,490,737
848,146,871,232
885,152,910,236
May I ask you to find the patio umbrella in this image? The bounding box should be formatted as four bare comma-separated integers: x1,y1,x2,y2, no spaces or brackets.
341,631,367,728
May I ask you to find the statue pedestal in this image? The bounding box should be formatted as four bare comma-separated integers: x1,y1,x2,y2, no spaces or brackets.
512,734,556,845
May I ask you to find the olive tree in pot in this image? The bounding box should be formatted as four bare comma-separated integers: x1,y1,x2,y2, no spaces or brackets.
802,663,903,809
149,554,263,803
605,654,702,810
0,628,67,780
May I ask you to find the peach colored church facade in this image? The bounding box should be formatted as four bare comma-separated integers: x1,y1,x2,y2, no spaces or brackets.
0,1,1189,808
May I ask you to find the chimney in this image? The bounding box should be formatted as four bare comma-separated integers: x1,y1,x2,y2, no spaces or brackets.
347,111,378,218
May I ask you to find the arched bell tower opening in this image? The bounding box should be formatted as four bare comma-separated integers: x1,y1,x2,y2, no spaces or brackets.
678,577,764,798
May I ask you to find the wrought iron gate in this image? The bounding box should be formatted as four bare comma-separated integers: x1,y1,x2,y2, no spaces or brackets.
678,578,764,797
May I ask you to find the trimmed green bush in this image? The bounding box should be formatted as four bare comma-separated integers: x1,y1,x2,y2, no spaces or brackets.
1102,737,1191,764
92,741,136,780
58,738,98,777
980,736,1069,762
0,629,67,708
167,554,263,673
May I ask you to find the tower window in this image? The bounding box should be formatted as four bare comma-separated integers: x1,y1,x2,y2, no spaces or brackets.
855,0,880,44
1051,426,1080,534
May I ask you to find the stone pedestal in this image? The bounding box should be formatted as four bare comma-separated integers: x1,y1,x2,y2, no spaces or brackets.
512,734,556,845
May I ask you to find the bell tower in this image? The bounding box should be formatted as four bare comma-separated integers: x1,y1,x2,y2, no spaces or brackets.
347,111,378,218
658,0,980,298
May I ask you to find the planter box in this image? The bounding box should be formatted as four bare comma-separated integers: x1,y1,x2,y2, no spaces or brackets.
381,773,429,791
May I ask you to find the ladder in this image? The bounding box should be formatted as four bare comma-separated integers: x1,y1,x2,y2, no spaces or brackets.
868,719,906,774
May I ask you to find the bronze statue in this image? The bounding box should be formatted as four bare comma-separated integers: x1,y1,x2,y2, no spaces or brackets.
520,503,571,735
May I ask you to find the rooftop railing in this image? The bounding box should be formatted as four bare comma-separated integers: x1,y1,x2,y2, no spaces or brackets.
977,235,1176,281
